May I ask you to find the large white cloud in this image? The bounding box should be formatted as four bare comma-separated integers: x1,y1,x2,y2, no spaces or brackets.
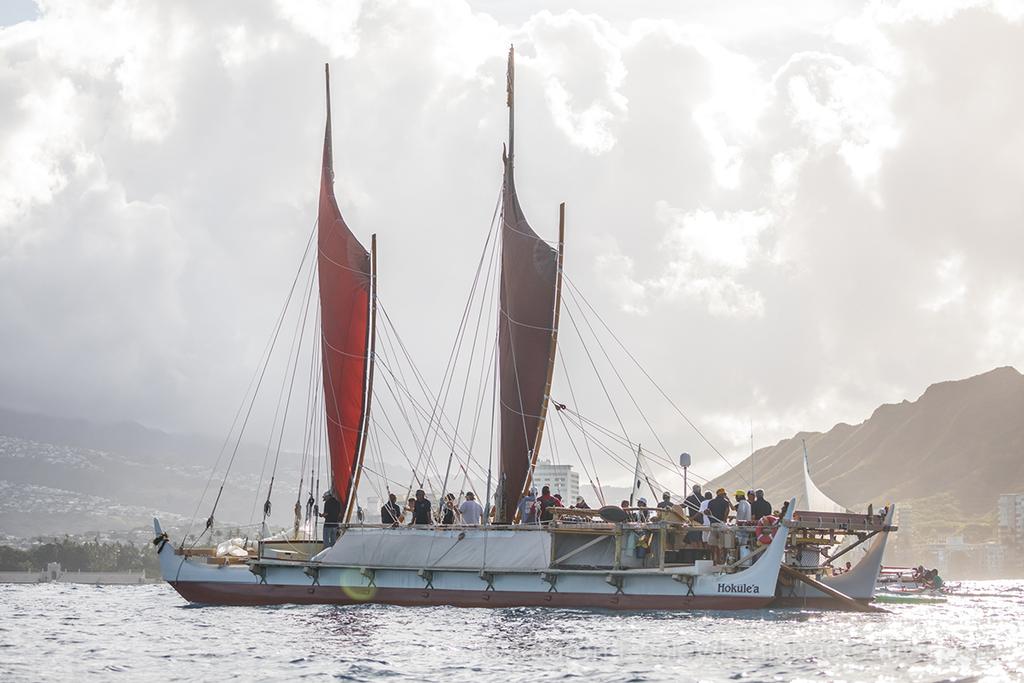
1,0,1023,493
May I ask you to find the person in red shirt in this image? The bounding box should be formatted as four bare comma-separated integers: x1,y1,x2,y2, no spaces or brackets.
537,486,559,522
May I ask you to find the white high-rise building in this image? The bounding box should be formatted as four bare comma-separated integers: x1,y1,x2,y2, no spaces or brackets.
998,493,1024,543
531,460,579,504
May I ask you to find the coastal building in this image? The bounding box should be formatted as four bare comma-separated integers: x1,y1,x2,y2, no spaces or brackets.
531,460,579,504
998,493,1024,567
891,503,914,561
920,536,1011,579
997,493,1024,542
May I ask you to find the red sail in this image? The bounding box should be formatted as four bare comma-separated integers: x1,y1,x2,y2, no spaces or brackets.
497,47,560,523
318,65,371,512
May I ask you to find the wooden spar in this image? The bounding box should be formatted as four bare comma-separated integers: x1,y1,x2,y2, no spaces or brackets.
515,202,566,516
506,45,514,162
823,529,881,567
345,233,377,523
778,564,885,613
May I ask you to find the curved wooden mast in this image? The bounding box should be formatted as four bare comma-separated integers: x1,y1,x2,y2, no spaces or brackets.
518,203,565,513
346,234,377,523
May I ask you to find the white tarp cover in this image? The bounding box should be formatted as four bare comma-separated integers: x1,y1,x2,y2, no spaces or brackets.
801,451,846,513
314,527,553,571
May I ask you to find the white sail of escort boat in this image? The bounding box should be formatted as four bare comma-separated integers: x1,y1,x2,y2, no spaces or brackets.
775,440,896,607
799,439,846,513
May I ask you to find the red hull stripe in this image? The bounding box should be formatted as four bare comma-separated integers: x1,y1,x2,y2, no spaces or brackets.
169,581,772,611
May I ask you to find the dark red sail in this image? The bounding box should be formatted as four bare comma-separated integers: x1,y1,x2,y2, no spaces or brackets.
318,65,371,512
497,47,561,522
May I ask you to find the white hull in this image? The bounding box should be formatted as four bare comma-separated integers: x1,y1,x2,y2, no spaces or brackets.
154,512,793,610
777,506,895,605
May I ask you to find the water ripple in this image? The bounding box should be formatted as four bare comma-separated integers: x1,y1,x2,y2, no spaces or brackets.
0,581,1022,681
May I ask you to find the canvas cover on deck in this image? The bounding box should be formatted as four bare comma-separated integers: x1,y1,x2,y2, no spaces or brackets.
315,527,553,571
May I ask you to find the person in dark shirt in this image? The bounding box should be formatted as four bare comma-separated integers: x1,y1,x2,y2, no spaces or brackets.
321,490,342,547
441,494,457,525
706,488,731,523
381,493,402,526
657,491,673,510
412,489,432,525
537,486,559,522
683,485,703,518
751,489,773,519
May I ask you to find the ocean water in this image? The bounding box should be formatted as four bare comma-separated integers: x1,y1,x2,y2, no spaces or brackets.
1,581,1022,682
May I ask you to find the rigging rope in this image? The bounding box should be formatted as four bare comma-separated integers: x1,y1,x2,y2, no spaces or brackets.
562,276,748,485
188,219,318,545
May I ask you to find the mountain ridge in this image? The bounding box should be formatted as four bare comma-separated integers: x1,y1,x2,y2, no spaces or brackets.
708,366,1024,513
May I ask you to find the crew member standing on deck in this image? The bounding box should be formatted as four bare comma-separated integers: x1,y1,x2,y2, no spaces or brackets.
538,486,559,522
381,493,402,526
684,485,703,517
699,492,713,542
459,492,484,525
734,489,753,558
405,497,417,525
412,489,432,525
517,488,538,524
321,490,342,547
706,489,732,564
707,488,732,523
735,490,752,524
752,489,773,520
440,494,457,525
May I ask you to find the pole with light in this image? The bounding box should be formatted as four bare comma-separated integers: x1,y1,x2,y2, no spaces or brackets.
679,452,691,498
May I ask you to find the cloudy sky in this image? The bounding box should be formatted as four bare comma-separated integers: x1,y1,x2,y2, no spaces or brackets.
2,0,1023,487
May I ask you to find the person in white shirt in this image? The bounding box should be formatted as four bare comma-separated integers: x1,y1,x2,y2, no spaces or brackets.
734,490,752,523
459,491,484,525
699,492,712,543
734,490,753,558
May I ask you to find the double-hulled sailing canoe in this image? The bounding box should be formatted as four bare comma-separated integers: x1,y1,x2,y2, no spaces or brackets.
154,50,796,610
